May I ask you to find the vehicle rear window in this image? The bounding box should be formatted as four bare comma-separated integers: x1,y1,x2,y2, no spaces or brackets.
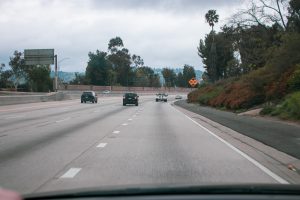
125,93,137,97
83,92,92,95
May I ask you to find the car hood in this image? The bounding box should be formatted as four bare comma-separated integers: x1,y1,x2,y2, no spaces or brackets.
24,184,300,199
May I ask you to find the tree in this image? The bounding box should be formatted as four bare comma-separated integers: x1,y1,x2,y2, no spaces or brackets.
70,73,88,85
198,31,235,81
176,72,185,87
0,63,12,88
26,65,52,92
183,65,196,87
230,0,288,30
107,37,132,86
9,51,27,89
132,54,144,68
287,0,300,32
205,10,219,32
108,36,124,53
86,50,112,85
162,68,176,87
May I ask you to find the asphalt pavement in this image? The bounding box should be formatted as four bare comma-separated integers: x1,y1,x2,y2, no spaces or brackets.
174,100,300,160
0,96,291,194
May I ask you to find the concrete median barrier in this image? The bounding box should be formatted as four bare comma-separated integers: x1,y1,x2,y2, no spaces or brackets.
0,92,71,106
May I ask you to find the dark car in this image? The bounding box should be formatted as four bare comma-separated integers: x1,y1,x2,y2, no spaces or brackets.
81,91,98,103
123,93,139,106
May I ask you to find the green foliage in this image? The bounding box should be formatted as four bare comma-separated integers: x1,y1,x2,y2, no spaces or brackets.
267,33,300,73
133,66,160,87
287,64,300,91
9,51,27,89
86,50,112,86
198,31,235,81
271,92,300,120
162,68,176,87
198,86,223,105
205,10,219,31
287,0,300,32
27,65,52,92
70,73,88,85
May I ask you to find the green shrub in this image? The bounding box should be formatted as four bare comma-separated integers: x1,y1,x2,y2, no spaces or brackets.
198,86,223,105
271,92,300,120
287,64,300,91
260,104,275,115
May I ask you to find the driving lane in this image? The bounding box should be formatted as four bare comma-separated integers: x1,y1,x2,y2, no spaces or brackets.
0,96,286,194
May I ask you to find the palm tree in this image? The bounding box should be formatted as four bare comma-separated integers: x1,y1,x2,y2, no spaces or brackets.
205,10,219,82
205,10,219,32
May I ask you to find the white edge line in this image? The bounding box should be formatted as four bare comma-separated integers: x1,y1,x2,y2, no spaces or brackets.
60,168,81,178
172,106,289,184
97,143,107,148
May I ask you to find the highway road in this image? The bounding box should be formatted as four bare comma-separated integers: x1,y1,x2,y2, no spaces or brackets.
0,95,288,194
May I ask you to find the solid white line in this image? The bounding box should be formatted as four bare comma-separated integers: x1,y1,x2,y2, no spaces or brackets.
173,107,289,184
60,168,81,178
56,117,70,123
122,123,128,126
5,115,24,119
113,130,120,134
97,143,107,148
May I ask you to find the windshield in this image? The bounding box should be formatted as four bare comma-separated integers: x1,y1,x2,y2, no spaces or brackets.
0,0,300,197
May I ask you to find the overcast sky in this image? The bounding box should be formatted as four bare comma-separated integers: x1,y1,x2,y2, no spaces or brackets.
0,0,245,72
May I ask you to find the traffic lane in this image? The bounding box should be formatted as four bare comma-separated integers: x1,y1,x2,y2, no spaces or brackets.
0,96,153,162
38,100,278,193
0,98,152,194
0,96,123,119
0,98,127,132
0,97,122,131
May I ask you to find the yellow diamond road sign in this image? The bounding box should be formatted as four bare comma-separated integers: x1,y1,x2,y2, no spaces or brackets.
189,78,198,87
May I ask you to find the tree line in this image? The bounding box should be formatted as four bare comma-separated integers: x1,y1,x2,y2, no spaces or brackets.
70,37,197,88
198,0,300,82
0,51,52,92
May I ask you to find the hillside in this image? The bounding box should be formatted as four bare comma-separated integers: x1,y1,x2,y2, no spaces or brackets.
188,32,300,121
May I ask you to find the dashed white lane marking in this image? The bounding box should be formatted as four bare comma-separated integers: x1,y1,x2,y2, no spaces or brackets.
113,130,120,134
55,117,71,123
122,123,128,126
97,143,107,148
133,115,136,117
173,106,289,184
60,168,81,178
128,118,133,121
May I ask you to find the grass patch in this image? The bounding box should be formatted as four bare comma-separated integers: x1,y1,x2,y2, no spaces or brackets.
198,86,224,105
261,92,300,120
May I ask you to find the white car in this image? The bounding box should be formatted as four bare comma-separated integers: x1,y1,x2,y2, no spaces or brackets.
175,95,182,99
102,90,111,94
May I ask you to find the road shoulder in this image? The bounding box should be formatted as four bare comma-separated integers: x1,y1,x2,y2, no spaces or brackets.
172,102,300,184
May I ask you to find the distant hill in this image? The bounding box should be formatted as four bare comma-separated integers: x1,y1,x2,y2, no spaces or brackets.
50,71,84,83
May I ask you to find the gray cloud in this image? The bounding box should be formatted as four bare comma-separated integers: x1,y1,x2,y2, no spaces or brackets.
0,0,244,72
